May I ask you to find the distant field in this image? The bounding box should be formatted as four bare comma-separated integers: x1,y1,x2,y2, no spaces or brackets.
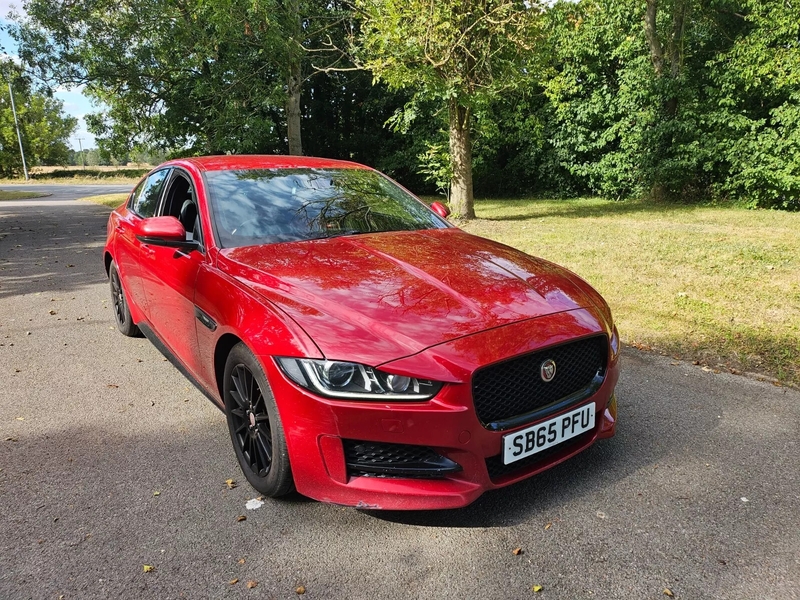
460,197,800,387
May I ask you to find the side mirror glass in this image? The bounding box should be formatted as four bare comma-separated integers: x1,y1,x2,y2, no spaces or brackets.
430,201,451,218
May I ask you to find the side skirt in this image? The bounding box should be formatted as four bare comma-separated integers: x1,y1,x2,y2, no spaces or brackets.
138,322,225,412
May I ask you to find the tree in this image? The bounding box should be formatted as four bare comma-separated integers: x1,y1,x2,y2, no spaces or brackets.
0,59,76,177
14,0,355,157
354,0,544,218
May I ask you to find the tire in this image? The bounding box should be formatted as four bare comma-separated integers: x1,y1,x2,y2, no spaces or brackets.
223,343,294,497
109,260,140,337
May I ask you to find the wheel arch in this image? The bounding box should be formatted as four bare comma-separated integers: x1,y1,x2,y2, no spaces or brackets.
214,333,244,400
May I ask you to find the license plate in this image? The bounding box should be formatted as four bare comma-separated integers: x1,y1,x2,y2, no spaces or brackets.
502,403,596,465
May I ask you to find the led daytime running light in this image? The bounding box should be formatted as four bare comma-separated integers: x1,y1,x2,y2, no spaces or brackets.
276,357,441,401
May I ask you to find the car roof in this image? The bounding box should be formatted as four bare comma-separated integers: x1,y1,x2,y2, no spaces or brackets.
173,155,371,173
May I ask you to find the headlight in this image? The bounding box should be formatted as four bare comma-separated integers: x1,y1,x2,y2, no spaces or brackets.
276,357,442,401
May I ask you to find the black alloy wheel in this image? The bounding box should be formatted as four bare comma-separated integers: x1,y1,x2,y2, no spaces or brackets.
109,260,140,337
223,343,294,497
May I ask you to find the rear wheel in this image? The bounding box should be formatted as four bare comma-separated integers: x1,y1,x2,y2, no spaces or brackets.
109,260,140,337
223,343,294,497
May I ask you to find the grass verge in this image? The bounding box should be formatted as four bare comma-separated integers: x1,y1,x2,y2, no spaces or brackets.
78,193,128,208
459,197,800,387
0,190,49,201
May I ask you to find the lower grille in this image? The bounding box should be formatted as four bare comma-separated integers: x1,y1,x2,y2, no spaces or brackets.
485,430,595,481
343,439,461,479
472,335,608,429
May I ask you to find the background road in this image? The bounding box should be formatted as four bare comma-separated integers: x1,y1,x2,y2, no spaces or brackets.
0,184,133,202
1,191,798,599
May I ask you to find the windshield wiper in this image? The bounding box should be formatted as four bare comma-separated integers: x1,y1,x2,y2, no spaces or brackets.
312,229,365,240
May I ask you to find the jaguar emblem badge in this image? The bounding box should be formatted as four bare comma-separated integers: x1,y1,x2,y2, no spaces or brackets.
540,359,557,382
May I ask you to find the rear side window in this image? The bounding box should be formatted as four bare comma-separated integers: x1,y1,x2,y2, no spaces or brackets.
131,169,170,217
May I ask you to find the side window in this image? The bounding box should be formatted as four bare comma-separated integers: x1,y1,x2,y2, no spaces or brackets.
132,169,170,218
127,180,145,210
160,172,203,246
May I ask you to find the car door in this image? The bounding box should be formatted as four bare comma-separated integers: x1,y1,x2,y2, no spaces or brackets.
138,169,206,378
114,169,171,314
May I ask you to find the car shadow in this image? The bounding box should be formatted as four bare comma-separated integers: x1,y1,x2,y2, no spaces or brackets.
0,202,111,300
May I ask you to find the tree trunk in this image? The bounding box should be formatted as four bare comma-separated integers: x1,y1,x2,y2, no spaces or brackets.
644,0,664,77
285,0,303,156
448,100,475,219
286,57,303,156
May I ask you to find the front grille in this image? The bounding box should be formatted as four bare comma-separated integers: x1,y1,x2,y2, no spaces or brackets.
343,439,461,479
485,430,595,481
472,335,607,428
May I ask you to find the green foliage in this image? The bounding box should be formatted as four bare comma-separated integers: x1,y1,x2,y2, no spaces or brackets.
0,59,76,177
709,0,800,209
9,0,800,210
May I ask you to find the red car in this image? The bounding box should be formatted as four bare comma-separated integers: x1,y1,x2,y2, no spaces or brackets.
104,155,619,510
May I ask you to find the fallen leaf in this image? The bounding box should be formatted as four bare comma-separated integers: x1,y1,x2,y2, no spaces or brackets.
225,478,237,489
532,585,543,593
107,384,119,388
15,417,24,421
663,588,674,597
237,558,246,565
246,580,258,589
4,437,18,442
544,523,552,530
143,565,154,573
296,585,306,595
236,515,247,522
512,547,523,555
229,578,239,585
153,491,160,497
49,310,57,315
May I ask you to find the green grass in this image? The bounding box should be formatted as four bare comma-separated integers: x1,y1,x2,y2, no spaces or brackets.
78,193,128,208
459,197,800,386
0,190,49,201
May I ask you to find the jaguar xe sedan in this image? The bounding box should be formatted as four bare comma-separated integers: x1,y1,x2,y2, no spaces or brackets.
104,155,619,510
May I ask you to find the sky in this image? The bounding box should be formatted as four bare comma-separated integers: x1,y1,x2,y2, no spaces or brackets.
1,0,98,150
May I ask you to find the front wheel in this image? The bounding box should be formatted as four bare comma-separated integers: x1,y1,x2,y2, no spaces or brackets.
223,343,294,497
109,260,140,337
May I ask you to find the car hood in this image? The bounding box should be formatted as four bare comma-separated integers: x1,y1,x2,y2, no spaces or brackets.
219,228,605,365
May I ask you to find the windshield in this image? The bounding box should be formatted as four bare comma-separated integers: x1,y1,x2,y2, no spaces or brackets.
204,167,449,248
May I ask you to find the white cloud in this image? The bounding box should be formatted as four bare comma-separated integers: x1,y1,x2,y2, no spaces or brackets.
0,51,19,64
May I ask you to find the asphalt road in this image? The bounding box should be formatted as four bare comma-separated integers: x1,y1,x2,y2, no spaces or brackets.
0,184,133,204
1,190,798,600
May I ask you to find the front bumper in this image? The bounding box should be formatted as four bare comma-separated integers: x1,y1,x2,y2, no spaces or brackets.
263,309,619,510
